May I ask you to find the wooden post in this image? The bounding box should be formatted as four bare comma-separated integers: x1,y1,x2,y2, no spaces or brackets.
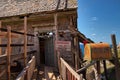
103,60,108,80
96,61,100,75
111,34,120,80
0,21,2,55
24,16,28,80
7,26,11,80
54,13,58,70
74,35,79,71
24,16,27,66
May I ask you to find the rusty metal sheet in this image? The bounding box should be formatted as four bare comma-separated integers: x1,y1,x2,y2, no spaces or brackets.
84,43,112,60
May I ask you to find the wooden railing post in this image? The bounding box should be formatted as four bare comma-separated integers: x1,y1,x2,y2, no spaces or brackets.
111,34,120,80
7,26,11,80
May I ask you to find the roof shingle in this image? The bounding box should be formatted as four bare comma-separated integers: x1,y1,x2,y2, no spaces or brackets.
0,0,77,17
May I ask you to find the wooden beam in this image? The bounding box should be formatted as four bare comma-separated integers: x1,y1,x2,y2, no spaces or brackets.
0,50,36,65
76,61,96,73
7,26,11,80
0,44,34,47
0,28,34,37
54,13,58,41
0,21,1,55
24,16,27,67
54,13,58,70
0,32,19,38
74,35,79,71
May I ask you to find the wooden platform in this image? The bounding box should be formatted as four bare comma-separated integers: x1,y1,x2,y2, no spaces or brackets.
32,65,62,80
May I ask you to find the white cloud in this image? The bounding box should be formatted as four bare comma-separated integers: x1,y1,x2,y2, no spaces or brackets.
91,17,98,21
91,33,96,36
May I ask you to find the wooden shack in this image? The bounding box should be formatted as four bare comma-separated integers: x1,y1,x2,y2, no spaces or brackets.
0,0,91,72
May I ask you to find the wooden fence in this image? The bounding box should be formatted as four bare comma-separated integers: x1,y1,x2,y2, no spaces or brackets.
59,58,83,80
16,56,36,80
0,17,35,80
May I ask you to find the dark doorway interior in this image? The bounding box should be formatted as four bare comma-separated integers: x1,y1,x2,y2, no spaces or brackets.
39,36,54,67
39,38,45,64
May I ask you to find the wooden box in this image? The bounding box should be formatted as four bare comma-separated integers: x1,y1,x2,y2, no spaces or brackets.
84,43,112,61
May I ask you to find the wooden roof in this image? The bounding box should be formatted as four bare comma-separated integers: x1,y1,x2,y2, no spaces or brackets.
0,0,77,18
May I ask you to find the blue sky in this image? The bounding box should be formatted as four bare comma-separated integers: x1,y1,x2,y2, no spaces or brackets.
77,0,120,44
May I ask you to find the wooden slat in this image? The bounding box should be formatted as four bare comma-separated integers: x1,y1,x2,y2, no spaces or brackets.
0,44,34,47
0,32,19,38
0,50,36,65
16,56,36,80
0,28,34,37
0,69,6,78
27,56,35,80
60,58,82,80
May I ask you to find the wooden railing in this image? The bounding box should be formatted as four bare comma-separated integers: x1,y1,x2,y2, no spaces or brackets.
59,58,83,80
16,56,36,80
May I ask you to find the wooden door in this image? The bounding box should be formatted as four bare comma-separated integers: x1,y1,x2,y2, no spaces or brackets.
45,37,54,67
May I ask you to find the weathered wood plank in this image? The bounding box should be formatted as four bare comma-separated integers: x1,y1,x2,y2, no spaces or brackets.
27,56,35,80
7,26,11,80
0,69,6,78
0,32,19,38
0,28,34,37
60,58,82,80
16,56,36,80
0,21,1,55
24,16,27,67
0,44,34,47
0,50,36,65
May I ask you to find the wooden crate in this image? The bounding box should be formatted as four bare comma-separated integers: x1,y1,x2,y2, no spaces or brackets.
84,43,112,61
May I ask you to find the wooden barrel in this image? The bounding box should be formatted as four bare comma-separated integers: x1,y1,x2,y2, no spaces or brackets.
84,43,112,61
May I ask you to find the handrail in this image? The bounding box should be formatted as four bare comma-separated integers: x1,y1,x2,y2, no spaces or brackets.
76,61,96,73
16,56,36,80
60,58,83,80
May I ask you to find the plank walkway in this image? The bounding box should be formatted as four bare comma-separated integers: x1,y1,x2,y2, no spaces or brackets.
32,65,62,80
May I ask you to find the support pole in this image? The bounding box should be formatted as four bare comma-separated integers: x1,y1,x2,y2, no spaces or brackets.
24,16,27,67
7,26,11,80
103,60,108,80
0,21,1,55
111,34,120,80
74,35,79,71
54,13,58,70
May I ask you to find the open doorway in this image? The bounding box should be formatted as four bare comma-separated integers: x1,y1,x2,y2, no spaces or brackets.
39,32,55,67
39,38,45,64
